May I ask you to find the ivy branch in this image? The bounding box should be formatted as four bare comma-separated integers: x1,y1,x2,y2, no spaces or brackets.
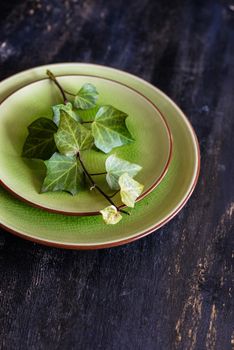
22,70,144,224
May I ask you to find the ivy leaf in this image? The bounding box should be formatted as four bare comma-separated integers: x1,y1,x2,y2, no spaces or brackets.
74,83,98,110
105,155,142,190
52,102,80,126
41,152,84,195
78,105,99,123
100,205,122,224
92,105,134,153
22,117,58,160
119,173,144,208
54,111,94,156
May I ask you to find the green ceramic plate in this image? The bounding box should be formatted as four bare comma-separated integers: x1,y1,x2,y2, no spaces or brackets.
0,76,172,215
0,64,200,249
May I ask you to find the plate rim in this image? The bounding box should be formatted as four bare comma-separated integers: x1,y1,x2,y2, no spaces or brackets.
0,74,173,215
0,63,200,249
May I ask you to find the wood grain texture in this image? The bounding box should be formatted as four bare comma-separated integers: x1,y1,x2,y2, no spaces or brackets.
0,0,233,349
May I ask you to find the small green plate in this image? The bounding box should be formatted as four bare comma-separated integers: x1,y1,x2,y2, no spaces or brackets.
0,76,172,215
0,64,200,249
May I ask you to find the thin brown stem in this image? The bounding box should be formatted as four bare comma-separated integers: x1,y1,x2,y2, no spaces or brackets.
63,89,76,96
77,153,129,215
90,172,107,176
109,190,120,198
46,70,68,104
82,121,93,124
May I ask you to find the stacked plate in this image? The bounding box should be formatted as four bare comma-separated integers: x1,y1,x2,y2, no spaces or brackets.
0,64,200,249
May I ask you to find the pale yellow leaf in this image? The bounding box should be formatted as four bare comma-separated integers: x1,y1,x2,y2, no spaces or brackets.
119,173,144,208
100,205,122,225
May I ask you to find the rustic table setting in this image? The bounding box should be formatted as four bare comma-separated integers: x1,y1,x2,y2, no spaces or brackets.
0,1,233,349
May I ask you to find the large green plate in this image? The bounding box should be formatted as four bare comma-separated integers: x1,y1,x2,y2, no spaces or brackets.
0,64,200,249
0,75,172,214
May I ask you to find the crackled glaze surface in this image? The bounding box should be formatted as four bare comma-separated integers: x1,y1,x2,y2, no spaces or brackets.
0,64,199,246
0,75,172,214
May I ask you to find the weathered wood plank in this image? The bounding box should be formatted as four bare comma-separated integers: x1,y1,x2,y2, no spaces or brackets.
0,1,233,349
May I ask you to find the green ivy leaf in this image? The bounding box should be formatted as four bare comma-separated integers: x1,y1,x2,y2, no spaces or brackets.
41,152,84,195
78,105,100,123
92,105,134,153
119,173,144,208
74,83,98,110
22,117,58,160
100,205,122,224
105,155,142,190
52,102,80,126
54,111,93,156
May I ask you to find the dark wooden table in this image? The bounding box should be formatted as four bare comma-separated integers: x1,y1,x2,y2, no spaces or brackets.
0,1,233,349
